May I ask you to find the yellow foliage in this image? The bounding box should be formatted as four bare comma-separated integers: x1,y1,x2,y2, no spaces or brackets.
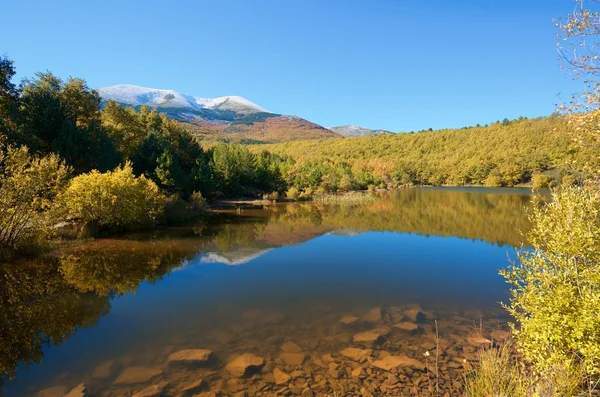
257,117,595,187
0,145,69,257
531,174,551,189
502,187,600,377
58,162,164,229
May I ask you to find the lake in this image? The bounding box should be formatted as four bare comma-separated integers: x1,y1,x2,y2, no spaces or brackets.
1,187,535,397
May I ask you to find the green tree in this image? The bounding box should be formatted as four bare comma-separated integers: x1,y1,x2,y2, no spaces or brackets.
20,73,120,173
0,56,22,145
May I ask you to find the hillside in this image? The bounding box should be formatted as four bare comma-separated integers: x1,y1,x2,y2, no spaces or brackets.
256,116,597,188
183,114,339,143
99,84,340,143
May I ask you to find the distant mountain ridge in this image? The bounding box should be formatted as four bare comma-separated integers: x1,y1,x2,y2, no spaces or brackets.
329,125,392,137
98,84,267,115
98,84,339,143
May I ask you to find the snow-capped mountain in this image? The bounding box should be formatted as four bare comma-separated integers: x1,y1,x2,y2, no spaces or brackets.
97,84,340,143
329,125,392,137
98,84,268,115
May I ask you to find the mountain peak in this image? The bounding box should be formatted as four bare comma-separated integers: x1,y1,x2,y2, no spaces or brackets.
97,84,267,114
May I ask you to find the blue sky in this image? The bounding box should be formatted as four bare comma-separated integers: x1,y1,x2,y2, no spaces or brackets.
1,0,578,131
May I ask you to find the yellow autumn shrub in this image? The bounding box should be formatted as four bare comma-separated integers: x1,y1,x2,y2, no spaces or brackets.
58,163,164,230
501,187,600,377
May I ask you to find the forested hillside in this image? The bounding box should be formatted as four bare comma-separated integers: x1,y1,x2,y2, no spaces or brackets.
260,116,595,191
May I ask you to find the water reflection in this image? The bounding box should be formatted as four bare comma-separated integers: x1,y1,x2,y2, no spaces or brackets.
0,261,110,388
199,187,532,265
0,187,535,396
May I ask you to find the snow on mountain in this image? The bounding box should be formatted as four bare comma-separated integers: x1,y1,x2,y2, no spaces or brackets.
329,125,392,137
97,84,268,114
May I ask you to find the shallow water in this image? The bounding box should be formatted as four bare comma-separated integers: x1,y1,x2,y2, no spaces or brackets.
1,187,535,396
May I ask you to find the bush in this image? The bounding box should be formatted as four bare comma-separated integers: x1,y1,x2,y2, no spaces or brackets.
286,186,300,200
501,187,600,377
338,174,355,192
531,173,551,189
58,163,164,233
299,187,313,200
189,191,208,212
499,164,526,186
263,191,279,201
484,175,503,187
0,145,69,258
162,193,207,225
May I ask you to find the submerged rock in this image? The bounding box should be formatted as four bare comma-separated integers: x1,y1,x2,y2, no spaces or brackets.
351,367,364,378
273,368,291,384
225,353,265,377
403,309,427,323
64,384,86,397
113,367,163,385
361,307,382,323
167,349,213,366
491,330,511,341
281,341,303,353
280,352,306,366
181,379,207,395
301,387,315,397
420,341,436,351
352,328,390,345
132,383,165,397
393,322,419,332
339,315,360,325
372,355,426,371
92,360,121,379
467,335,492,346
340,347,372,361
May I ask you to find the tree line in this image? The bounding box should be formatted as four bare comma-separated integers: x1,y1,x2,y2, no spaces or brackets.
261,115,596,195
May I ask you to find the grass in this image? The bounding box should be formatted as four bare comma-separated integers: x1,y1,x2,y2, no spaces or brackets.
463,340,597,397
463,341,531,397
313,191,377,205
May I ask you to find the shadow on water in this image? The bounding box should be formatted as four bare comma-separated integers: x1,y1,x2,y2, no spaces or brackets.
0,187,538,396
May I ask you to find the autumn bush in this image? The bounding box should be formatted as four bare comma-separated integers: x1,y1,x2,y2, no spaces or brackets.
0,144,69,258
263,191,279,201
501,187,600,386
531,173,552,189
484,175,503,187
57,163,164,234
286,186,300,200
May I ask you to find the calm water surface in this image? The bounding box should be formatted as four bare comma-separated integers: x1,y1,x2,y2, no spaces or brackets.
1,187,535,396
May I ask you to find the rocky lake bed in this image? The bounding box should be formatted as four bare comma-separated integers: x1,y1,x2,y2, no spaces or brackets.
35,304,511,397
